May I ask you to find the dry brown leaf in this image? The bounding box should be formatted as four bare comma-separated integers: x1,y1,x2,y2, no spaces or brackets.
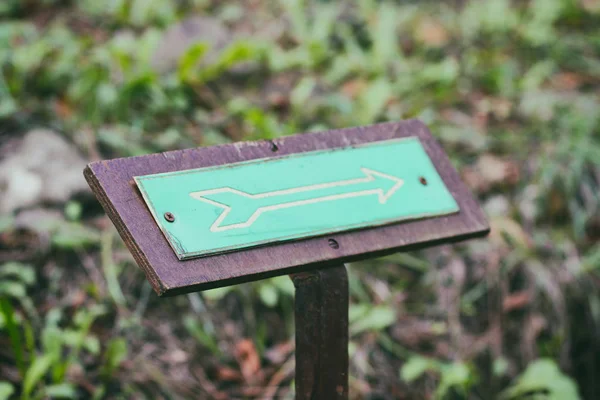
70,289,87,308
503,291,531,312
192,365,229,400
54,98,73,119
522,314,547,361
585,214,600,241
463,154,520,193
582,0,600,12
415,18,449,47
216,366,242,382
461,167,487,193
264,340,294,364
264,72,298,108
341,79,368,99
391,317,444,347
234,339,262,382
552,72,585,90
548,187,568,218
490,98,513,120
477,154,520,187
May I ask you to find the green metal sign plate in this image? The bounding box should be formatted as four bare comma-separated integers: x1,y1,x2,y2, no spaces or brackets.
135,137,459,260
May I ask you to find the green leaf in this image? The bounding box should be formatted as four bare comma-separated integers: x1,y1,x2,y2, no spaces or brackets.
74,304,107,328
23,354,54,398
259,284,278,307
215,41,263,69
96,83,118,107
61,330,81,348
356,78,392,125
0,263,35,285
0,97,16,117
178,42,209,82
372,3,400,68
522,0,564,45
460,0,517,39
41,325,63,361
401,356,438,383
45,383,76,399
0,298,25,376
283,0,308,41
350,305,396,335
501,359,581,400
194,41,266,83
102,338,128,376
348,303,370,323
0,382,14,400
101,231,127,306
128,0,176,26
52,223,100,249
290,77,316,110
91,385,106,400
437,362,473,398
0,214,14,233
84,336,100,355
183,316,220,355
521,61,555,91
419,58,459,86
202,286,233,301
64,201,82,221
0,282,26,299
271,276,295,296
493,357,510,377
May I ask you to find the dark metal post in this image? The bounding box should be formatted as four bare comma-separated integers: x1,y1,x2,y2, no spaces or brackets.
290,264,349,400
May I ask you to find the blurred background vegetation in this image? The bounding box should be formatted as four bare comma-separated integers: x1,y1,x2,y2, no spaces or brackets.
0,0,599,399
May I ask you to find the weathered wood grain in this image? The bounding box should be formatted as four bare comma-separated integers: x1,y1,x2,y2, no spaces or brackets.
291,265,348,400
84,120,489,296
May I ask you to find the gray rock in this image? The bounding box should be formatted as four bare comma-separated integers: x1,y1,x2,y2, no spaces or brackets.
14,208,64,233
483,195,511,217
0,129,88,214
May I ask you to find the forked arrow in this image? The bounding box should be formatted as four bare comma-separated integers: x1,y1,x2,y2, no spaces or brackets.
190,167,404,232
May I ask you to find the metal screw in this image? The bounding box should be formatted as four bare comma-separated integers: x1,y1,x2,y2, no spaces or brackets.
269,140,279,152
419,176,428,186
328,238,339,249
164,212,175,222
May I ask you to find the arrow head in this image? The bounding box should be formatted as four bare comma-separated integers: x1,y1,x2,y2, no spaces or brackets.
361,168,404,203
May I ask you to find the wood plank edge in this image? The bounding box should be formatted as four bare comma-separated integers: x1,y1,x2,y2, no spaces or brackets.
159,225,489,297
83,120,414,169
83,165,169,296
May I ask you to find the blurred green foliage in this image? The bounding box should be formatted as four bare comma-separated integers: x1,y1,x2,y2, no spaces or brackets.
0,0,599,398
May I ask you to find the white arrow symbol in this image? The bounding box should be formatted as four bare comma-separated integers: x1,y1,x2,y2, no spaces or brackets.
190,167,404,232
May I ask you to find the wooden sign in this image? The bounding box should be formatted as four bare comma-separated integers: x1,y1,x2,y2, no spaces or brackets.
135,137,459,260
84,120,489,296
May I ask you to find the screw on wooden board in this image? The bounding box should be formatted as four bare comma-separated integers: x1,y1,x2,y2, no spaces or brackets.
419,176,428,186
164,212,175,222
328,238,340,249
269,140,279,152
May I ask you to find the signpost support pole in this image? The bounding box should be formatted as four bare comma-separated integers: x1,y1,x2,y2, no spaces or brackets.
291,264,349,400
85,121,489,397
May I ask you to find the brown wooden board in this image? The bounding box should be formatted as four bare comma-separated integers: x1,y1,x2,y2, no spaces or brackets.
84,120,489,296
292,265,349,399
